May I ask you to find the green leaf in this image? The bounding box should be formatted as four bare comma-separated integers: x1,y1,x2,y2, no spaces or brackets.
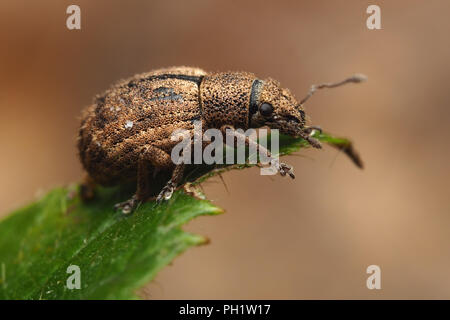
0,132,361,299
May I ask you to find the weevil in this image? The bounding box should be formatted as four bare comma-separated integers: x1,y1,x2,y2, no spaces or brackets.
77,66,365,213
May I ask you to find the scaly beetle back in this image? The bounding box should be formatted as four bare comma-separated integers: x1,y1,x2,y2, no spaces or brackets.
77,66,365,213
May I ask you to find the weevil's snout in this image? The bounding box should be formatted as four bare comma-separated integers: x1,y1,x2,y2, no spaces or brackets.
250,78,307,136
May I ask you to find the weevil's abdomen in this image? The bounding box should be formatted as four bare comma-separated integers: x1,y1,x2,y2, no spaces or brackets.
78,67,206,186
200,72,256,129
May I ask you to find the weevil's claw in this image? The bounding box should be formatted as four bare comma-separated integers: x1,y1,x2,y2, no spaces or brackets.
271,160,295,179
288,170,295,179
156,180,176,203
281,163,295,179
114,194,138,214
307,136,322,149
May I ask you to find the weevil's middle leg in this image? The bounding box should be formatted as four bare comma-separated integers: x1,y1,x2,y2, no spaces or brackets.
115,145,175,214
156,163,185,202
298,130,322,149
114,156,152,214
221,125,295,179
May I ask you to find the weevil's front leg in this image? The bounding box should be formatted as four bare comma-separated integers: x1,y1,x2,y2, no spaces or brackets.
221,125,295,179
299,126,322,149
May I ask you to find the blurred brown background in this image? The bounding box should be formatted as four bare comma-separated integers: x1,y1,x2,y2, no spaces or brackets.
1,0,450,299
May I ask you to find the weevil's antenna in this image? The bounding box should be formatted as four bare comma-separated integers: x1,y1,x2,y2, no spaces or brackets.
299,74,367,106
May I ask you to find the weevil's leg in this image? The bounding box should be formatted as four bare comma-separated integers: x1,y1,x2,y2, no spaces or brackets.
142,145,186,203
301,125,323,148
114,155,151,214
79,173,96,201
221,125,295,179
115,146,175,214
114,194,139,215
136,152,157,201
156,163,185,203
298,130,322,149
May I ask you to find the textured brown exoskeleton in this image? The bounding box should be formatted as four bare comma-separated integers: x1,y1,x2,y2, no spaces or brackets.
78,66,366,213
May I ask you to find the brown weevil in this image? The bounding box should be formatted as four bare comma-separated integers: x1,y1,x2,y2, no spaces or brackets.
77,66,366,213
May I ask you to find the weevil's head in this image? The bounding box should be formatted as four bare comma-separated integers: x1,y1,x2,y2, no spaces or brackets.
249,78,308,137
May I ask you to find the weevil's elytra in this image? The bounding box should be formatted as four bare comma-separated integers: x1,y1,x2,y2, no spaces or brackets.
77,66,365,213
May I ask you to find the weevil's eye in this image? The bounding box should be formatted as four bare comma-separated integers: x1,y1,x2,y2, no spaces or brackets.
259,103,274,117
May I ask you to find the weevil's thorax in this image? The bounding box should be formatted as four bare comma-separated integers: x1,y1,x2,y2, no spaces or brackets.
200,72,257,130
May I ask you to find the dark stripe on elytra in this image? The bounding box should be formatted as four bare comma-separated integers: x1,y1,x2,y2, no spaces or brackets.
108,73,204,146
125,73,204,122
127,74,204,88
149,87,183,102
249,79,263,126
